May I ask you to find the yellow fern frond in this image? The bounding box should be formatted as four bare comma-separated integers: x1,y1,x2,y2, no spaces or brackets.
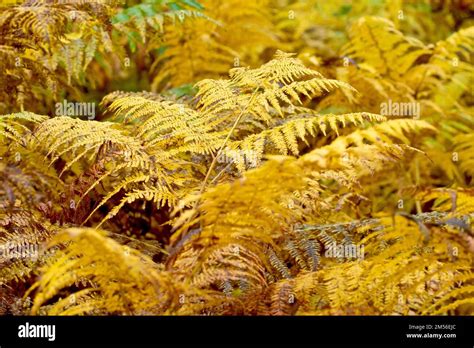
34,117,147,175
224,112,385,171
454,133,474,182
0,112,47,146
343,16,431,79
28,227,197,315
105,95,225,154
195,50,357,129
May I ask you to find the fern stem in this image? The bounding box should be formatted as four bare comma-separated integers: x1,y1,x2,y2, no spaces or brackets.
415,158,422,214
200,86,261,194
209,161,233,185
176,84,262,242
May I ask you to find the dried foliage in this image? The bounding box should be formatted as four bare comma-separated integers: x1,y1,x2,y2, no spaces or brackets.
0,0,473,316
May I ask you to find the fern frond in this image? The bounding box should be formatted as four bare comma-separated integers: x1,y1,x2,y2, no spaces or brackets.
230,50,323,86
343,16,431,79
418,188,474,218
224,112,385,171
150,0,275,90
195,50,357,129
434,26,474,65
100,90,166,110
454,133,474,182
329,119,436,148
0,112,46,145
105,95,225,154
28,227,199,315
34,116,147,174
0,0,116,111
112,2,207,45
150,15,236,90
288,214,474,315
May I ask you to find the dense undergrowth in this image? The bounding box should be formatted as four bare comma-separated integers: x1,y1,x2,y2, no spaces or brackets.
0,0,473,315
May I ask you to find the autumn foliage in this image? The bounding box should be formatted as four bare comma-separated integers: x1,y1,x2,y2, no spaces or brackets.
1,0,473,315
